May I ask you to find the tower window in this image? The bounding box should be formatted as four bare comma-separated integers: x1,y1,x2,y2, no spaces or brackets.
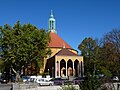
52,21,54,29
50,21,51,29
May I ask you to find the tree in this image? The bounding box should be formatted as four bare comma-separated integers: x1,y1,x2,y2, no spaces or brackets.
78,37,101,90
103,29,120,52
0,59,4,72
78,37,111,90
101,29,120,76
0,21,50,76
78,37,99,75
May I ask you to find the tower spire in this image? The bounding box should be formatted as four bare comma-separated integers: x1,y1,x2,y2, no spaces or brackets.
50,10,53,18
48,10,56,33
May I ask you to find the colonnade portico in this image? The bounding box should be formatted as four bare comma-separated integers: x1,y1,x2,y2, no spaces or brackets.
55,56,84,78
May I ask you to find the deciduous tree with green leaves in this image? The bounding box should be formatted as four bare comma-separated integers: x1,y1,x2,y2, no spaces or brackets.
78,37,111,90
0,21,50,76
78,37,101,90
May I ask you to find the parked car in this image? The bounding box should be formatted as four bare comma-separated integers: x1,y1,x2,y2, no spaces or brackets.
72,77,85,84
36,78,54,86
50,78,69,85
29,76,37,82
21,76,30,82
0,78,8,84
112,76,119,81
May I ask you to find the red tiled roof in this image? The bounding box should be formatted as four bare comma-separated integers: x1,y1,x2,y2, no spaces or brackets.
48,32,72,49
56,48,78,56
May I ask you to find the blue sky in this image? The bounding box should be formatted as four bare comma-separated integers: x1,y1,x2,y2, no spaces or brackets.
0,0,120,52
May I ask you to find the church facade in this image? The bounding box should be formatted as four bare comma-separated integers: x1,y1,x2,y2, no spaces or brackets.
43,11,84,78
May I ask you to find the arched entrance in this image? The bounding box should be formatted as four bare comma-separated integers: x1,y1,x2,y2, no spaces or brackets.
61,67,66,77
60,59,66,77
68,67,72,76
67,59,73,76
74,60,79,77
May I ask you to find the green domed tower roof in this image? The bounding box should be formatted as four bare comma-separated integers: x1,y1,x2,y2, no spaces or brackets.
48,10,56,33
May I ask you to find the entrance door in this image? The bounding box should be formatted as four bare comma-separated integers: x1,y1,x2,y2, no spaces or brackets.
68,67,72,76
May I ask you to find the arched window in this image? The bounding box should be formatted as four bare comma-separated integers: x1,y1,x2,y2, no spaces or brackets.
52,21,54,29
60,59,66,76
67,59,73,76
74,60,79,77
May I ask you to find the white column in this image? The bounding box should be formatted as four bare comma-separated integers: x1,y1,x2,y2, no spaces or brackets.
55,62,57,78
59,61,60,77
73,61,74,76
79,62,81,77
66,61,67,77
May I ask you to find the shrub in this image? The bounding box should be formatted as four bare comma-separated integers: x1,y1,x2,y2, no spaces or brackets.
59,84,79,90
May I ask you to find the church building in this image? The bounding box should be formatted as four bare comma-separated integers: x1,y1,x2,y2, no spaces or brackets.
44,11,84,78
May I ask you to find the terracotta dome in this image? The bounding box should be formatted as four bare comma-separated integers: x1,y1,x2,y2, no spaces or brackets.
48,32,72,49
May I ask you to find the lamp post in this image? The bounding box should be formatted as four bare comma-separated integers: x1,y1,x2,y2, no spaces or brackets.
10,65,12,82
48,69,49,75
10,68,11,82
10,65,13,90
20,65,24,76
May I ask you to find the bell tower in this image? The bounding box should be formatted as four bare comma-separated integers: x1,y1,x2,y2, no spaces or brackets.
48,10,56,33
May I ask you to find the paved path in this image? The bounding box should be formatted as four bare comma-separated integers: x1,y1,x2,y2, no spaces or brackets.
37,86,61,90
13,83,79,90
13,82,120,90
0,84,11,90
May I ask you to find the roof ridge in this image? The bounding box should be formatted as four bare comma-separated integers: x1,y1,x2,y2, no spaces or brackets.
55,48,78,56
